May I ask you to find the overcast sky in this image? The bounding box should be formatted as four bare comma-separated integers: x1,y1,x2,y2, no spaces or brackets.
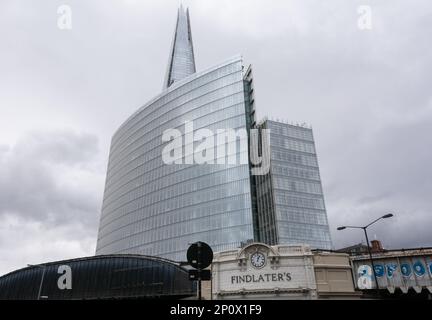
1,0,431,276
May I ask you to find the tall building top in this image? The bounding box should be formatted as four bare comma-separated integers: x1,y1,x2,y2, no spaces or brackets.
163,5,196,89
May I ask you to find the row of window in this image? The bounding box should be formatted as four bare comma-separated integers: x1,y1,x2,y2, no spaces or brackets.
101,167,250,224
100,224,253,259
274,192,325,210
108,87,246,176
114,59,243,143
105,135,248,205
100,179,252,232
106,113,247,189
106,120,248,194
273,176,323,195
108,92,246,172
108,93,247,173
103,169,249,219
279,238,332,250
278,223,332,243
103,164,249,211
111,68,244,158
100,193,253,238
271,150,318,167
270,136,316,154
275,207,329,226
271,162,321,181
265,121,314,141
98,208,252,251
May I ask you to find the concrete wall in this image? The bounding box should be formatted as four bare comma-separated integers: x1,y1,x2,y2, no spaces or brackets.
209,243,317,300
351,249,432,294
313,252,360,299
202,244,360,300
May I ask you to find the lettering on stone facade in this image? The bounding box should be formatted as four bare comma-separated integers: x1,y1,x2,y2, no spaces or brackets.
231,272,292,284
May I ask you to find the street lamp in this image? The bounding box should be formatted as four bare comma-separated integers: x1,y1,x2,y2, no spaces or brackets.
27,264,47,300
337,213,394,295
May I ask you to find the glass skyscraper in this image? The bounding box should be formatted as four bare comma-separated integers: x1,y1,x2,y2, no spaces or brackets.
96,6,332,261
96,7,255,261
254,120,333,249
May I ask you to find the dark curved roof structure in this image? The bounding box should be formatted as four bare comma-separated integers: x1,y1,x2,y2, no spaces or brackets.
0,254,195,300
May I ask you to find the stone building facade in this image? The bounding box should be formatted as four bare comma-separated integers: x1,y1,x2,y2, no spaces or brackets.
204,243,358,299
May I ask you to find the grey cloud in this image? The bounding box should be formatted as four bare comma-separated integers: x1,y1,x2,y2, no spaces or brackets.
0,0,431,274
13,130,99,165
326,115,432,249
0,130,102,230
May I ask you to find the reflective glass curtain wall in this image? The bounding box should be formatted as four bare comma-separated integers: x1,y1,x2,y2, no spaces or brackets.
255,120,333,250
96,57,255,261
96,6,333,262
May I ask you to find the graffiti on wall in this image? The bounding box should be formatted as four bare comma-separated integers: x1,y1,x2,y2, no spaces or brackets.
353,255,432,290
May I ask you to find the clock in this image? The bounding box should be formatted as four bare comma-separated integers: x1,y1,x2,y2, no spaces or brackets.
250,252,266,269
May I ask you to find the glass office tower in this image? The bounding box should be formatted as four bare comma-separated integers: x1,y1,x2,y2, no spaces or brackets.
96,7,255,261
96,6,333,261
255,120,333,249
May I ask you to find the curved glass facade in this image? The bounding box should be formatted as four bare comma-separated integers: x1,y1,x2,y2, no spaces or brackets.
0,255,195,299
96,56,254,261
96,6,333,260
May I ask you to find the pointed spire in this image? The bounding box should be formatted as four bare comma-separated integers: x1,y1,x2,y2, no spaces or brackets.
163,5,196,89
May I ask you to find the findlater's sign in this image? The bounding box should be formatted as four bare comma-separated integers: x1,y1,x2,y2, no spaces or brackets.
211,244,317,298
231,272,292,284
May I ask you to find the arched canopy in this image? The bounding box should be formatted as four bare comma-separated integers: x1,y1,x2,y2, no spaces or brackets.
0,254,195,300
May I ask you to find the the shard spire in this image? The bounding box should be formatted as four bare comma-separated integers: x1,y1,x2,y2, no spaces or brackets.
163,5,196,89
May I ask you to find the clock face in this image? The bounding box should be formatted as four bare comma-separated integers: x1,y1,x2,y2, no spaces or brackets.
250,252,266,269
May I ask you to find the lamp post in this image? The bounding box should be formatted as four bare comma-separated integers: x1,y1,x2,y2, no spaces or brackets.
28,264,46,300
337,213,393,296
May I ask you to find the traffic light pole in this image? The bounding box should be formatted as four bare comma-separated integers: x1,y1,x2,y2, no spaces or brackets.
197,242,202,300
186,241,213,301
198,277,202,301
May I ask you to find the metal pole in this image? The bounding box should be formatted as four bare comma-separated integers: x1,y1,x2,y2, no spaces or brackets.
210,263,213,301
37,266,46,300
198,278,202,301
198,242,202,301
363,228,380,296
